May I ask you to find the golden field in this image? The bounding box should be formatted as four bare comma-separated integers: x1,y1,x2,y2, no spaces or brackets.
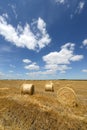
0,80,87,130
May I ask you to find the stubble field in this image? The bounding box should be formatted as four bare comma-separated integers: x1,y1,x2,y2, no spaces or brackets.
0,80,87,130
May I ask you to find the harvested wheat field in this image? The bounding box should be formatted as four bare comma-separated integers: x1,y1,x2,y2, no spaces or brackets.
0,80,87,130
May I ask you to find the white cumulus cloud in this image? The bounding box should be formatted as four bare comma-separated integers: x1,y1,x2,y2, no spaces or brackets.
43,43,83,73
0,15,51,51
82,69,87,73
82,39,87,46
22,59,31,64
43,43,83,65
45,64,71,72
70,55,83,61
24,62,40,70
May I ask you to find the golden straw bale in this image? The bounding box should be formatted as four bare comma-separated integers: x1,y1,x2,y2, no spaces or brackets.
57,87,77,107
45,82,54,92
21,84,34,95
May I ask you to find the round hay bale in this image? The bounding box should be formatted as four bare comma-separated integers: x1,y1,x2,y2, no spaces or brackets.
57,87,77,107
21,84,34,95
45,83,54,92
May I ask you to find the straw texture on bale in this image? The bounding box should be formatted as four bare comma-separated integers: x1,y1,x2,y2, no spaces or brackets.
21,84,34,95
45,82,54,92
57,87,77,106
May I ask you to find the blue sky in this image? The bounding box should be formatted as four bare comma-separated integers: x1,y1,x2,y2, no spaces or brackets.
0,0,87,79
